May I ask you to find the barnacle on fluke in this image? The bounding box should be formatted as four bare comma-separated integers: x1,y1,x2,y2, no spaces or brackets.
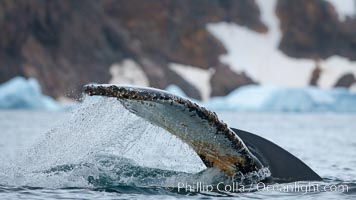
83,84,322,184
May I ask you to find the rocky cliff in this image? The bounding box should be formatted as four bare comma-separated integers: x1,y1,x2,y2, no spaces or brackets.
277,0,356,61
0,0,265,100
1,0,355,100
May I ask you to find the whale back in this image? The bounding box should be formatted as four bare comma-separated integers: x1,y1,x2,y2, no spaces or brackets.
232,128,322,182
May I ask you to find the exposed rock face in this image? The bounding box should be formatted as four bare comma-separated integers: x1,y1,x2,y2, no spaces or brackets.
210,64,256,97
309,62,322,86
0,0,264,99
276,0,356,60
334,73,356,88
0,1,122,98
104,0,267,69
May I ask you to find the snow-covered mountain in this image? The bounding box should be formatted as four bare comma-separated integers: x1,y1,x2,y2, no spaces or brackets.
207,0,356,90
0,0,355,101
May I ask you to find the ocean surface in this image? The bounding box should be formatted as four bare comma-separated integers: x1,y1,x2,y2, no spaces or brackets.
0,97,356,199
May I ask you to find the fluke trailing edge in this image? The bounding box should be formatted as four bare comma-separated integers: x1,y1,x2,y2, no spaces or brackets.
83,84,322,183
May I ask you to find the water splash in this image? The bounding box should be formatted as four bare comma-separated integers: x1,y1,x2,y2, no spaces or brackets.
0,96,212,188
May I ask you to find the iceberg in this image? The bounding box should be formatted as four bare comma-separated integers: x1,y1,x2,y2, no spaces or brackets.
204,85,356,112
0,77,61,111
3,78,353,112
165,84,189,98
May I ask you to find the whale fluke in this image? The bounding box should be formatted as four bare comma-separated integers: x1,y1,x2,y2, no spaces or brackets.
83,84,322,183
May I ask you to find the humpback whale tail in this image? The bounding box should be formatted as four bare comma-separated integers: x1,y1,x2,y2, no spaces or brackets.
83,84,322,183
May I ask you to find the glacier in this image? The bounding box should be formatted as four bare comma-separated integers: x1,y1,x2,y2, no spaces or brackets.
1,78,355,112
204,85,356,112
0,77,61,111
165,84,189,98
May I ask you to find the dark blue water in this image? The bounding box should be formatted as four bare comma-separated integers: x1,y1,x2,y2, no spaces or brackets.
0,98,356,199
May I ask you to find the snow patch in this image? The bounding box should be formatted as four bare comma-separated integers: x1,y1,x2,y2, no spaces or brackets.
350,83,356,92
169,63,213,100
318,56,356,88
207,0,356,88
326,0,355,21
109,59,149,86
